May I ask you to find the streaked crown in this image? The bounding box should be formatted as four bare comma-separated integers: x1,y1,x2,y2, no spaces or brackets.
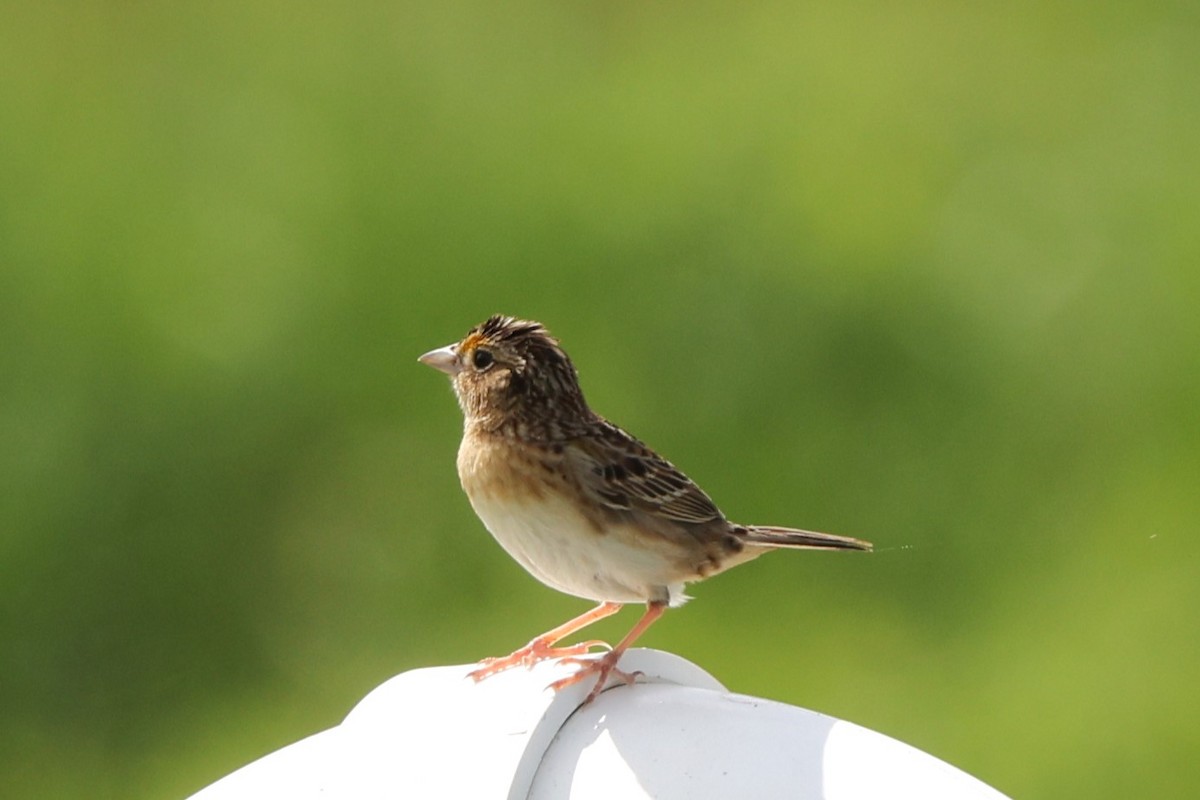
448,315,593,438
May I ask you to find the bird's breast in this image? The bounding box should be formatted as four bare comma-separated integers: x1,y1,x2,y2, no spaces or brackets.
454,431,692,605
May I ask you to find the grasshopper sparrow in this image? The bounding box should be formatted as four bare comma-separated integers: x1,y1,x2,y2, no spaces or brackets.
420,315,871,703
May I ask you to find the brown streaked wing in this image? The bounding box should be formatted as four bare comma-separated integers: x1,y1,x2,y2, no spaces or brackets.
565,421,725,525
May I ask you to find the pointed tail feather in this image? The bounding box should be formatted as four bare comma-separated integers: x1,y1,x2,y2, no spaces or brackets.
739,525,872,552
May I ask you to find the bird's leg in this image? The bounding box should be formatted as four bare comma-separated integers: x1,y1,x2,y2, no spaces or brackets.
468,601,622,681
549,600,667,704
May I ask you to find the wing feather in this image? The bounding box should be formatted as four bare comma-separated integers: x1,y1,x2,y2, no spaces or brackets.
565,421,724,525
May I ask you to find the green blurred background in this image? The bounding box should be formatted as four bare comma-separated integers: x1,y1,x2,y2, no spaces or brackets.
3,1,1197,797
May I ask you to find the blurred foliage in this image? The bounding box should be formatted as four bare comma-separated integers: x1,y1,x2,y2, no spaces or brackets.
2,1,1197,797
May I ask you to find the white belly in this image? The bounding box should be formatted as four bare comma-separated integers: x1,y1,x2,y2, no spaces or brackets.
466,490,688,606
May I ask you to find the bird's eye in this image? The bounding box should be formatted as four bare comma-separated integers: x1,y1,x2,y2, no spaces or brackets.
472,348,494,370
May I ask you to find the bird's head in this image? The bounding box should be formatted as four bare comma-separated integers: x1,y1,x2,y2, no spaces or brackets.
419,315,591,437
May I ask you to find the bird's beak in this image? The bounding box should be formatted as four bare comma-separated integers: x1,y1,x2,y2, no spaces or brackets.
418,343,461,376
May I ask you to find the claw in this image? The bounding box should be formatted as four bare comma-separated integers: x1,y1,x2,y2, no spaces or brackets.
471,601,665,705
548,652,645,704
467,638,612,682
468,601,625,682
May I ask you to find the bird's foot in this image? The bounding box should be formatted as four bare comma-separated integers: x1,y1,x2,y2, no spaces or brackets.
549,650,644,705
468,637,612,682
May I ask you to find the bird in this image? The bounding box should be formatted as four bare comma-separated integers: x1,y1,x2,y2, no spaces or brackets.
419,315,871,704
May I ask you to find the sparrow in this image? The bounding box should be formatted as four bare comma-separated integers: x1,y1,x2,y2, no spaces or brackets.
419,315,871,704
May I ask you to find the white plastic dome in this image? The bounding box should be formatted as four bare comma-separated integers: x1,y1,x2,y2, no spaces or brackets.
190,649,1009,799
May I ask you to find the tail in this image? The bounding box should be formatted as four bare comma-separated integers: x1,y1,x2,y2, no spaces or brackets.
739,525,872,552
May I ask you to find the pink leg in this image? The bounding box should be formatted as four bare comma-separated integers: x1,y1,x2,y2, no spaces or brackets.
468,601,623,681
549,601,667,704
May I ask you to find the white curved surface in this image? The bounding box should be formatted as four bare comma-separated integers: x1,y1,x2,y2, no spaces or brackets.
532,682,1008,799
190,649,1009,799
